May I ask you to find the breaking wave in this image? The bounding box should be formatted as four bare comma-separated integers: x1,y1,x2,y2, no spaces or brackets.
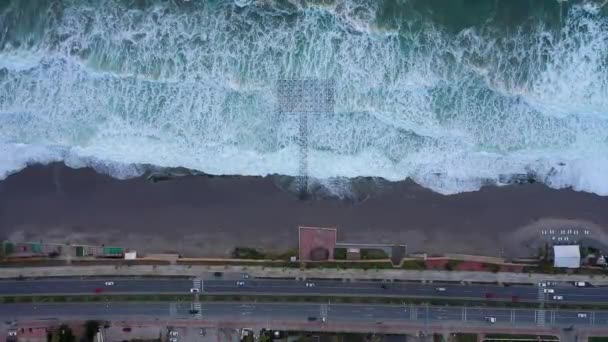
0,0,607,195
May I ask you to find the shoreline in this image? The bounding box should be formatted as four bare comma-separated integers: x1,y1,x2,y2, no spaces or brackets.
1,162,607,258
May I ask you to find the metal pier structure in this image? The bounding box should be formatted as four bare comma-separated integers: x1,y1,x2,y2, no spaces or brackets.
276,79,335,199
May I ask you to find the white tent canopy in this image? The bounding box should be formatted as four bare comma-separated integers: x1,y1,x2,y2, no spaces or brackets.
553,245,580,268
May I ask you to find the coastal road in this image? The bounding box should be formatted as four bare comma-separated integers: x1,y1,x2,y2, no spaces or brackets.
0,278,605,304
0,302,604,329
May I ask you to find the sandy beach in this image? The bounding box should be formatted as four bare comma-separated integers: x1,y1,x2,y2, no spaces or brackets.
1,163,607,258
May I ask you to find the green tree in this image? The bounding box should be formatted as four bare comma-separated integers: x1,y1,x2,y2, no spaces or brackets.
57,324,75,342
84,321,100,342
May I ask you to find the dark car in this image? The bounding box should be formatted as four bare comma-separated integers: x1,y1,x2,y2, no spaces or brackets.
213,272,223,277
189,309,199,314
307,317,317,321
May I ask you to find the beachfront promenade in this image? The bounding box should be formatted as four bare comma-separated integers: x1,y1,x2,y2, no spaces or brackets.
2,264,608,285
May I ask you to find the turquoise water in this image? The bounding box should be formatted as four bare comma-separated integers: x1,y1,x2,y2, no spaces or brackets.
0,0,607,195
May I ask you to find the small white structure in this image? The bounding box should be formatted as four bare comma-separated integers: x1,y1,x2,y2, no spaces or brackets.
124,251,137,260
553,245,580,268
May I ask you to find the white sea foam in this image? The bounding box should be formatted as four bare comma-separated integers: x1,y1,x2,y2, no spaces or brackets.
0,0,607,196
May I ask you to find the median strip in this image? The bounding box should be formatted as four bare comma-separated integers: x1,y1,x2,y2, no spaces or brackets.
4,294,608,311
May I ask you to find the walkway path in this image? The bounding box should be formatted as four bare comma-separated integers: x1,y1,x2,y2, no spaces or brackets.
1,265,607,285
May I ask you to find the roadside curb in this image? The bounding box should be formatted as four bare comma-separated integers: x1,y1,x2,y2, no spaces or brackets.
1,265,608,285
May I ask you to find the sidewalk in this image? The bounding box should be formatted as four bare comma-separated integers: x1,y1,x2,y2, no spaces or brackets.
1,265,608,285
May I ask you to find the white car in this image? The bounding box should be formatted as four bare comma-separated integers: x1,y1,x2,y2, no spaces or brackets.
553,295,563,300
305,282,315,287
574,281,586,287
169,338,178,342
578,313,587,318
485,317,496,323
538,282,547,287
104,281,114,286
169,331,178,336
190,288,200,293
435,287,446,292
236,281,245,286
543,289,555,293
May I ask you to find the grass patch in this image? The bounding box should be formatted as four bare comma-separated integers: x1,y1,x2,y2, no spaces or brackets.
453,333,477,342
401,260,426,270
360,249,389,260
334,248,347,260
3,293,608,312
589,339,608,342
305,261,394,270
176,259,299,268
230,247,297,261
0,294,546,308
484,334,557,341
265,249,298,261
231,247,266,260
445,260,462,271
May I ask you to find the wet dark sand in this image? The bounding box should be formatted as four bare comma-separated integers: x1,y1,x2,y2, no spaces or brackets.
1,163,607,258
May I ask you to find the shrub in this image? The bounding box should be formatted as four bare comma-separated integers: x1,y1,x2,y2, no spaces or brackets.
333,248,347,260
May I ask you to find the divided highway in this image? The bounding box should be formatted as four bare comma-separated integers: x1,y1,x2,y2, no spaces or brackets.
0,302,604,328
0,278,605,304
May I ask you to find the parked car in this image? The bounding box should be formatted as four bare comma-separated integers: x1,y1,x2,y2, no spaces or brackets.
236,281,245,286
574,281,587,287
305,282,315,287
104,281,114,286
169,338,177,342
213,272,223,277
543,289,555,293
435,287,446,292
485,317,496,323
169,331,178,336
538,282,547,287
553,295,563,300
578,313,587,318
190,288,200,293
189,309,199,314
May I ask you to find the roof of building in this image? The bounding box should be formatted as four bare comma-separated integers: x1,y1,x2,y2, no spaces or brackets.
553,245,581,268
298,226,337,261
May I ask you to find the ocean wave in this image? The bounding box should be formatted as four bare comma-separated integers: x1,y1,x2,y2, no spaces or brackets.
0,0,607,196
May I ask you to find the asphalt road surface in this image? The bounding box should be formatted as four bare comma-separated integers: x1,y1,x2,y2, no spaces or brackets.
0,302,604,328
0,278,604,304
